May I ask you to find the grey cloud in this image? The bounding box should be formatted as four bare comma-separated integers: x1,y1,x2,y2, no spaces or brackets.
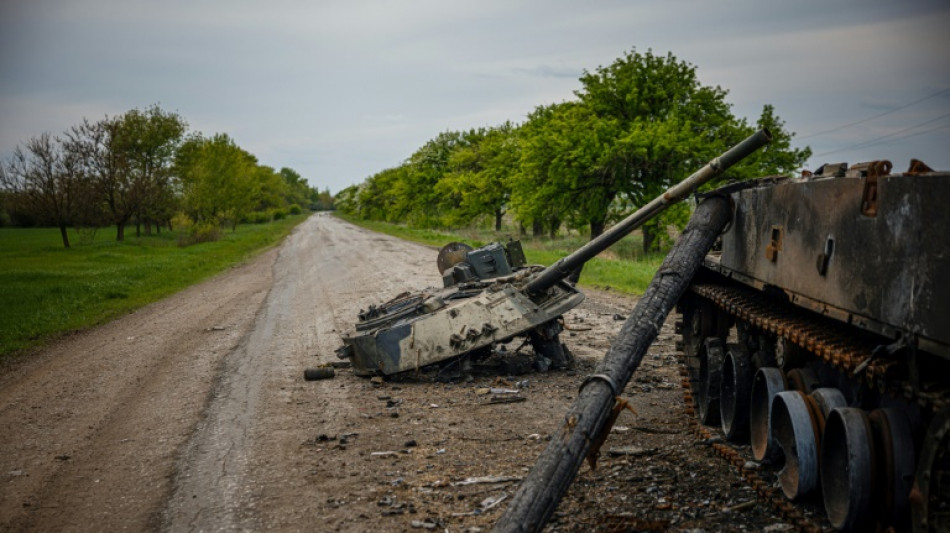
2,0,949,192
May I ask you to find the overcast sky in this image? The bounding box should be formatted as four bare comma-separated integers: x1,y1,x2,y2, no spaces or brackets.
2,0,948,193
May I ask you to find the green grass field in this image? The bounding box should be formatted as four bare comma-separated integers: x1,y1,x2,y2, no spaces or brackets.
334,213,666,296
0,215,307,358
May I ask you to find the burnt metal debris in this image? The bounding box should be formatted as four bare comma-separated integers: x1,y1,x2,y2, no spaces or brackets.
335,129,771,378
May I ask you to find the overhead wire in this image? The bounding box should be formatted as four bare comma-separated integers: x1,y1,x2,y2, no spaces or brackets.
797,86,950,140
811,111,950,158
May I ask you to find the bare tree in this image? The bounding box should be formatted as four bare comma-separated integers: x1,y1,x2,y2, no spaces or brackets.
1,133,82,247
66,116,134,241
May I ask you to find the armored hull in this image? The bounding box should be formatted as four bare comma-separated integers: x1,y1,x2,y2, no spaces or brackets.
343,269,583,376
679,160,950,531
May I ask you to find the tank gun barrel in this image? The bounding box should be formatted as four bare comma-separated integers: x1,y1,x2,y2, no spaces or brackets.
524,128,771,294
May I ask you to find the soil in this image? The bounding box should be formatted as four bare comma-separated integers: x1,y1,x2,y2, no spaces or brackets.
0,213,796,532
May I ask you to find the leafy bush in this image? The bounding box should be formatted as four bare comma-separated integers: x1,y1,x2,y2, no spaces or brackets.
271,208,287,221
288,204,302,215
177,218,222,246
192,223,222,243
171,212,194,232
244,211,271,224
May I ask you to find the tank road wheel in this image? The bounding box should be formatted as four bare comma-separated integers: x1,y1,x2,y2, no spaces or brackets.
868,408,916,529
771,391,821,500
786,366,820,395
913,406,950,532
821,407,875,531
677,294,730,398
720,343,753,441
697,338,725,425
751,367,787,462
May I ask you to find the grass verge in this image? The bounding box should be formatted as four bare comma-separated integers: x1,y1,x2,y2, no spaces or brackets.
334,213,665,296
0,215,308,359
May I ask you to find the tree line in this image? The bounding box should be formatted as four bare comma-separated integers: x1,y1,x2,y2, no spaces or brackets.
0,104,331,247
335,49,811,252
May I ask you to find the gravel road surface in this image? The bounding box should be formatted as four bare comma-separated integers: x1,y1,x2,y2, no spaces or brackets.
1,213,793,532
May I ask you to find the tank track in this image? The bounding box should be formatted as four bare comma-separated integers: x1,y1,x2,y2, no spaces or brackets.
688,282,949,413
678,374,827,533
676,281,950,532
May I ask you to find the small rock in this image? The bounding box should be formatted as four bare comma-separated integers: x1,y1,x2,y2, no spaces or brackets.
607,445,656,457
742,460,761,471
371,451,398,457
405,439,417,448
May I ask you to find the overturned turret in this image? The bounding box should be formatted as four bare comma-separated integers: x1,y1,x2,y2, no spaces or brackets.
336,129,772,377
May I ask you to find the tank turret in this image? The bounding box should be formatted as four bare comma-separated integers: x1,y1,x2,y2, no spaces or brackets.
335,130,771,377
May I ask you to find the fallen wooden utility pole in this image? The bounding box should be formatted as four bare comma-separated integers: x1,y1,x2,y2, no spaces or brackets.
492,193,734,533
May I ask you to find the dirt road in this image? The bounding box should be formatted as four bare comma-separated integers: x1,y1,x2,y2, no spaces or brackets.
1,213,793,532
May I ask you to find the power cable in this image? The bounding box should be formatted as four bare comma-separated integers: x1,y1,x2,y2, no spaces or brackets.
811,111,950,159
798,86,950,140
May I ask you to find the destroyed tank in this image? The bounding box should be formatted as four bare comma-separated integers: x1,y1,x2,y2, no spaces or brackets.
677,159,950,531
336,130,772,378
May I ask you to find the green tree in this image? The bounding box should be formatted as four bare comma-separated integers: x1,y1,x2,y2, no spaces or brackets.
334,184,359,215
511,102,620,239
113,104,187,238
435,123,519,230
176,133,256,228
575,49,740,251
396,130,475,227
358,165,408,221
253,165,291,214
279,167,311,208
311,187,334,211
729,104,812,179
